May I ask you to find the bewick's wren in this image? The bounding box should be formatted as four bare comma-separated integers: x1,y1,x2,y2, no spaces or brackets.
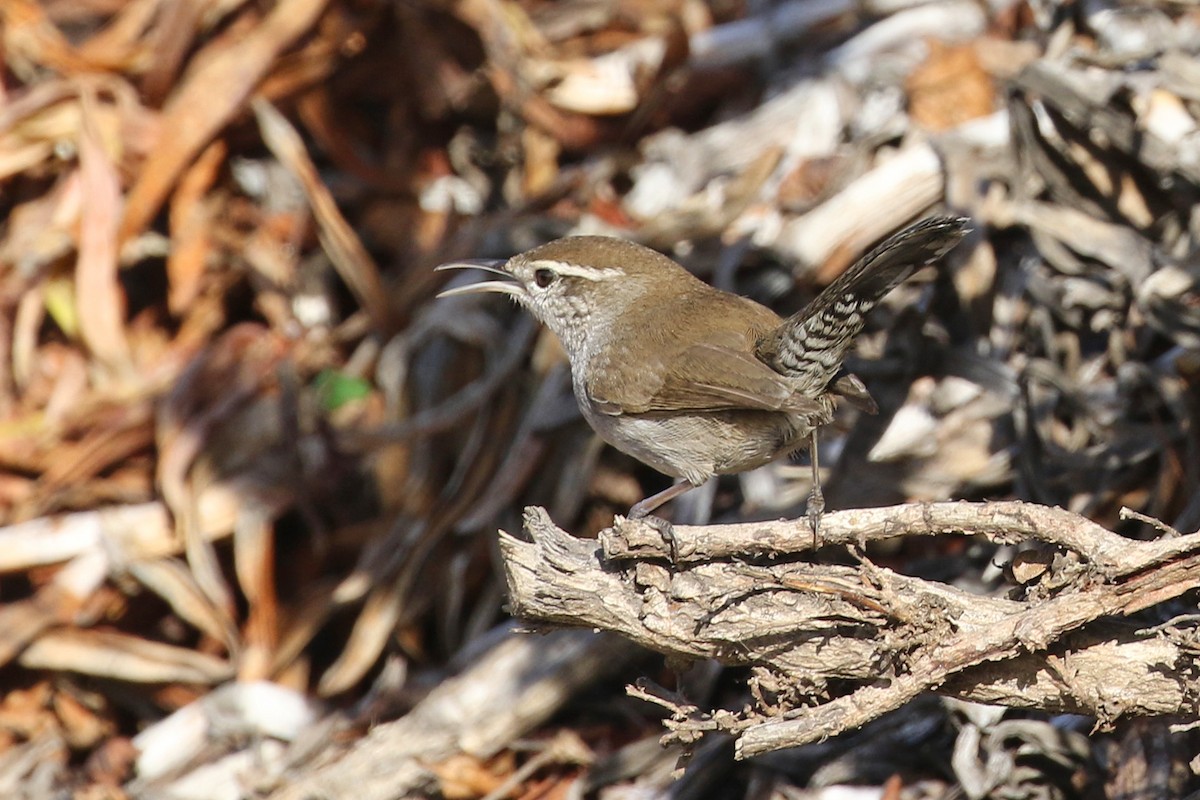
438,216,969,533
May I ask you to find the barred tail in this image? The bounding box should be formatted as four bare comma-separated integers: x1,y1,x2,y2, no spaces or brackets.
756,215,970,393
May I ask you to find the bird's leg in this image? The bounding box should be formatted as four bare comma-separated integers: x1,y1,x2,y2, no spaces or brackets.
807,429,824,549
630,480,694,518
629,480,696,562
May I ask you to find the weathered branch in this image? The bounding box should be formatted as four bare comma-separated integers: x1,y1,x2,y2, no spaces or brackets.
498,502,1200,758
600,501,1200,575
267,628,641,800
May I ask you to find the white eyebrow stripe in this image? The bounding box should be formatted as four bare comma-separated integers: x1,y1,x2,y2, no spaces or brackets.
532,259,625,281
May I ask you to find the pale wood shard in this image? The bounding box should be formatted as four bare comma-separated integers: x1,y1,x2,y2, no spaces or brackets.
266,628,641,800
769,142,946,274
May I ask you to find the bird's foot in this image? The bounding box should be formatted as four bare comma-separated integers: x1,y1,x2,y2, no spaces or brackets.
629,511,679,563
627,481,698,562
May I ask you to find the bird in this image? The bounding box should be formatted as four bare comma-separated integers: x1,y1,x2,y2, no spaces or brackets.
437,216,970,539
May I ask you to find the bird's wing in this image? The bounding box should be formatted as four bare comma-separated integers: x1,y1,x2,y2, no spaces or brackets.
586,342,823,416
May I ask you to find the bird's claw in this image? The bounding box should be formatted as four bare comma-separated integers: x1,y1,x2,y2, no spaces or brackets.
638,514,679,562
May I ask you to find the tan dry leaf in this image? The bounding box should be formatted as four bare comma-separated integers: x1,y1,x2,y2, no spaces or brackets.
0,0,94,76
906,40,997,132
12,283,47,392
520,126,561,199
76,0,210,92
74,0,162,70
0,169,83,282
19,629,233,684
119,0,331,242
81,736,138,788
536,36,668,116
270,576,340,678
431,752,516,800
0,503,167,573
167,139,226,314
0,478,291,573
141,0,209,104
0,681,55,738
252,98,393,332
0,556,114,671
233,507,279,682
0,137,54,182
75,86,131,373
126,558,238,652
317,571,405,696
0,79,78,168
0,599,60,669
39,404,154,493
52,690,113,750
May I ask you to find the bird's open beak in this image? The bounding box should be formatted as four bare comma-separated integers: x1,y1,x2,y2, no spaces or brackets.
435,259,524,299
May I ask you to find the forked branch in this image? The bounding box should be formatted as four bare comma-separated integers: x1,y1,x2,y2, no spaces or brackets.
497,502,1200,757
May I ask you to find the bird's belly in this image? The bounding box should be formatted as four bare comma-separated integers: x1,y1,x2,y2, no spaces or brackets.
580,406,819,487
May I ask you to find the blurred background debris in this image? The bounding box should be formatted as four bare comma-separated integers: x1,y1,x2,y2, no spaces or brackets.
0,0,1198,797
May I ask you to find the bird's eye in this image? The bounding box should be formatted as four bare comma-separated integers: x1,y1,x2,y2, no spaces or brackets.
533,268,556,288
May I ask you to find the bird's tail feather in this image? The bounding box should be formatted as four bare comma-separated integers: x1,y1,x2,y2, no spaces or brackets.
756,215,971,394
